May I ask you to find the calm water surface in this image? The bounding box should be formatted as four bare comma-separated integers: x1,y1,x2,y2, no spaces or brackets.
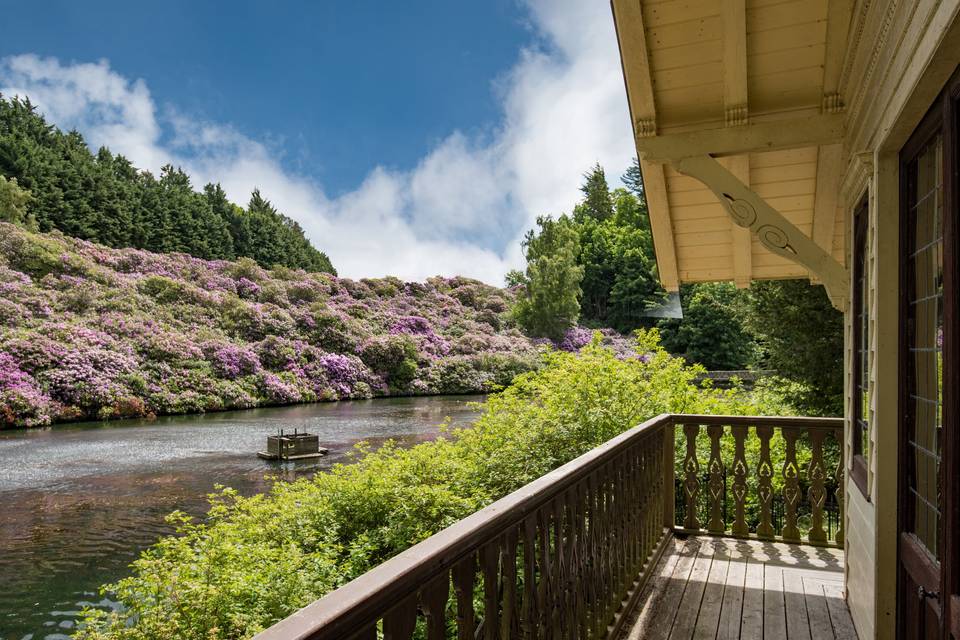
0,395,483,640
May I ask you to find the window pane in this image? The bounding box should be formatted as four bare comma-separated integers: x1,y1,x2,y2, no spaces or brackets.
906,134,944,559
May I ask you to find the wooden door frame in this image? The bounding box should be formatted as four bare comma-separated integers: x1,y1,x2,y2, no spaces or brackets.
943,69,960,640
897,65,960,640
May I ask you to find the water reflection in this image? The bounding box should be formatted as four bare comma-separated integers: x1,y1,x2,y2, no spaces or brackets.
0,395,483,639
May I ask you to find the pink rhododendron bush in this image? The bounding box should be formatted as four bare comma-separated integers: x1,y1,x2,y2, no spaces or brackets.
0,223,632,427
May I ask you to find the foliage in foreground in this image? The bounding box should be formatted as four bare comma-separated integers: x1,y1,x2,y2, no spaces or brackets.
74,332,777,640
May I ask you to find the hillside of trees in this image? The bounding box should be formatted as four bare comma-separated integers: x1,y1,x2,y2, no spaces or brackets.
0,95,335,273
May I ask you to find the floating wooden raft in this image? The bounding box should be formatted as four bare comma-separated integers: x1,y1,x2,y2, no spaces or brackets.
257,429,329,460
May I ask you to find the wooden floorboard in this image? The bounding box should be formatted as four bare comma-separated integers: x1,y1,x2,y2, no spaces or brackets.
620,536,858,640
714,555,745,640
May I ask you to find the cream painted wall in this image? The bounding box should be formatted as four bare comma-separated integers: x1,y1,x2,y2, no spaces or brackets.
834,2,960,637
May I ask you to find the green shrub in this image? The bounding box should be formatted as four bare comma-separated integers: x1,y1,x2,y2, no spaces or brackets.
75,330,778,640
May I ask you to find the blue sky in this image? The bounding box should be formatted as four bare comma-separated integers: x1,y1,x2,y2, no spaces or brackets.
0,1,634,282
1,1,531,195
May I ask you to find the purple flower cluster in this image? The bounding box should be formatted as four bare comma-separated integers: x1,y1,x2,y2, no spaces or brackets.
0,353,59,426
204,343,261,379
557,327,594,352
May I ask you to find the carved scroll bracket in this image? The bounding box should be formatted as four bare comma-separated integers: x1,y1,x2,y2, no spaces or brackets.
670,154,850,311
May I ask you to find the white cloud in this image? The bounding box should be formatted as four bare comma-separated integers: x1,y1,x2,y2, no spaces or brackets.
0,1,634,284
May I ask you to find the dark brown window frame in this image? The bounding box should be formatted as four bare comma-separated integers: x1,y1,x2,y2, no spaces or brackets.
851,199,870,499
896,66,960,639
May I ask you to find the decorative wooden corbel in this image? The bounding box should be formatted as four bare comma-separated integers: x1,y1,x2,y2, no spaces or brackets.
669,154,850,311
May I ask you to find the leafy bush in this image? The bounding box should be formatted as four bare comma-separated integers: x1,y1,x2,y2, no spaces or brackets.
74,331,776,639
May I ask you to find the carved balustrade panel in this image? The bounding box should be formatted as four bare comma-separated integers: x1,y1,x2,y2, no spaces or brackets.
674,415,844,548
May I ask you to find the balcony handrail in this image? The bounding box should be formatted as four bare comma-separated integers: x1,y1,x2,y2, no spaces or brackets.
672,414,844,429
255,412,675,640
254,412,846,640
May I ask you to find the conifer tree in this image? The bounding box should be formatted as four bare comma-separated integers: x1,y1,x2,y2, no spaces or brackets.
0,94,335,273
576,163,614,221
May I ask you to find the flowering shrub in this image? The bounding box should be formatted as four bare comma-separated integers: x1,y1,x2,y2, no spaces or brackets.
558,326,593,351
0,223,598,427
204,343,260,379
0,353,58,426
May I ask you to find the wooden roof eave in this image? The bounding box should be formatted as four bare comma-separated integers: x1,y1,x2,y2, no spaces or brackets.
611,0,852,310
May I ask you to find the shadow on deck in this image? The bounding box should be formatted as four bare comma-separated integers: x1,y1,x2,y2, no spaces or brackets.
621,536,858,640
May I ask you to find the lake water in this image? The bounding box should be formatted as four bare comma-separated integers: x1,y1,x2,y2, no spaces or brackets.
0,395,484,640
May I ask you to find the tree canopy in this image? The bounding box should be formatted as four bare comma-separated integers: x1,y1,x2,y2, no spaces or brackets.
512,215,583,341
657,283,756,370
746,280,844,415
516,163,664,335
0,95,335,273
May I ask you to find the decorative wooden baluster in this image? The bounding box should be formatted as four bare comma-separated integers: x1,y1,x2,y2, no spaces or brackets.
781,428,801,541
632,447,642,566
807,429,828,543
602,465,615,622
537,506,552,636
648,439,659,552
633,446,643,570
573,483,589,640
452,554,476,640
501,527,519,640
421,573,450,640
480,541,500,640
382,594,418,640
559,494,574,640
620,454,631,587
551,498,567,639
706,424,725,533
546,498,562,636
521,514,538,639
585,473,599,633
833,427,845,544
730,425,749,536
682,423,702,529
756,425,775,538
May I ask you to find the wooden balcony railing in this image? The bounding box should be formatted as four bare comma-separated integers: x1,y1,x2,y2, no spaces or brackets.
254,414,845,640
674,415,844,547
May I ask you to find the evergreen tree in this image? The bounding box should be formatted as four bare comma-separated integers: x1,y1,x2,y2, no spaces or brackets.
621,156,644,196
657,283,756,370
575,163,614,221
513,215,583,341
747,280,843,415
0,94,334,273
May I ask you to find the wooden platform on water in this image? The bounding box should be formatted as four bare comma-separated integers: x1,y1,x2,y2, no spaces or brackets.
620,535,858,640
256,449,328,461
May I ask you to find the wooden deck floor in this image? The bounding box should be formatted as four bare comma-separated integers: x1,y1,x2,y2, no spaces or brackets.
621,535,858,640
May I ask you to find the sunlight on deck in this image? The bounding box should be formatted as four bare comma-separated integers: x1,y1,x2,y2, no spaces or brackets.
621,536,858,640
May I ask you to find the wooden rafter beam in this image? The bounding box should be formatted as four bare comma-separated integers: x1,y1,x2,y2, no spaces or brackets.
671,155,850,310
722,0,748,126
810,144,843,282
640,160,680,292
822,0,854,112
612,0,657,137
721,156,752,288
636,113,846,162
